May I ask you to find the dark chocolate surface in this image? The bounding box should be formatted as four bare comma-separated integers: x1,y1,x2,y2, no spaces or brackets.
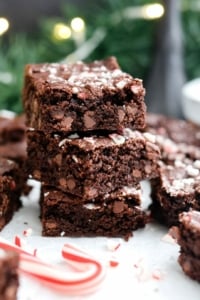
23,57,146,133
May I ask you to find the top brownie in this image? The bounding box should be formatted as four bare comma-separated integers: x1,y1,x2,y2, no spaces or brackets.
23,57,146,133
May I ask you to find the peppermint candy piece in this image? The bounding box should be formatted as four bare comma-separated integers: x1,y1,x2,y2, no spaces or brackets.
0,237,106,296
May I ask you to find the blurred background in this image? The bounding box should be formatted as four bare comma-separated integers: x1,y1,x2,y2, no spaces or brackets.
0,0,199,117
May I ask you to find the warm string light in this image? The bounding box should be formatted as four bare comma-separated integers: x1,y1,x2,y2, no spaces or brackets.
70,17,85,33
120,3,164,21
142,3,164,19
0,17,10,36
53,17,85,45
53,23,71,40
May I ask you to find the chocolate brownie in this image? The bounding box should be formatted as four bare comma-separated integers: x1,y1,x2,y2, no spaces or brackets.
0,113,27,164
40,184,147,240
176,210,200,282
0,114,26,144
150,159,200,227
0,158,25,230
146,112,200,146
23,57,146,133
0,250,19,300
27,128,160,199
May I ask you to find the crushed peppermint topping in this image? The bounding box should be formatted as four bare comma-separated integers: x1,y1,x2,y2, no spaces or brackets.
186,165,199,177
83,203,101,210
58,139,68,147
121,186,141,196
174,160,185,168
109,133,125,145
72,87,79,94
67,133,79,139
180,211,200,229
72,155,78,163
123,128,143,140
32,60,142,94
193,160,200,169
143,132,156,143
115,80,127,89
83,137,95,144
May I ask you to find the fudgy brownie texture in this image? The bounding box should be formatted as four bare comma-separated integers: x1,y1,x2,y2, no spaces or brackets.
41,185,147,240
27,128,160,199
150,159,200,227
0,250,19,300
146,112,200,146
0,158,25,230
23,57,146,133
176,210,200,282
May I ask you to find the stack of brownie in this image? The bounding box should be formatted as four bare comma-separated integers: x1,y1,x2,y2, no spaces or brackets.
23,57,160,240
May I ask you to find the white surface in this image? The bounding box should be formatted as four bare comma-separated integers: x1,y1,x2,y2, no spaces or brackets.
181,78,200,125
1,180,200,300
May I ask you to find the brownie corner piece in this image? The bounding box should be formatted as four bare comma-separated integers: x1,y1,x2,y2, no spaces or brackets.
177,210,200,282
0,158,25,230
23,57,146,133
0,250,19,300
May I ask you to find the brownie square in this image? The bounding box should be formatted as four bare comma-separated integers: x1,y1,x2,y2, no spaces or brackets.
176,210,200,282
23,57,146,133
150,159,200,227
0,158,25,230
0,113,27,165
0,250,19,300
40,184,147,240
27,128,160,199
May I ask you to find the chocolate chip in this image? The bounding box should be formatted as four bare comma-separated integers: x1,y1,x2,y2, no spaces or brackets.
66,178,76,190
118,109,125,122
59,178,67,187
113,201,124,214
84,187,98,198
84,111,96,129
33,169,41,179
126,105,137,116
132,169,142,178
50,109,64,120
53,154,62,166
60,117,73,130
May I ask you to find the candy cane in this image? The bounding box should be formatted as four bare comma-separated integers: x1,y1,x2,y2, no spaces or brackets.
0,237,106,296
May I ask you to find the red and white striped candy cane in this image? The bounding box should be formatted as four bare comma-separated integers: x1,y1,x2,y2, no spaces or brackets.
0,237,106,296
